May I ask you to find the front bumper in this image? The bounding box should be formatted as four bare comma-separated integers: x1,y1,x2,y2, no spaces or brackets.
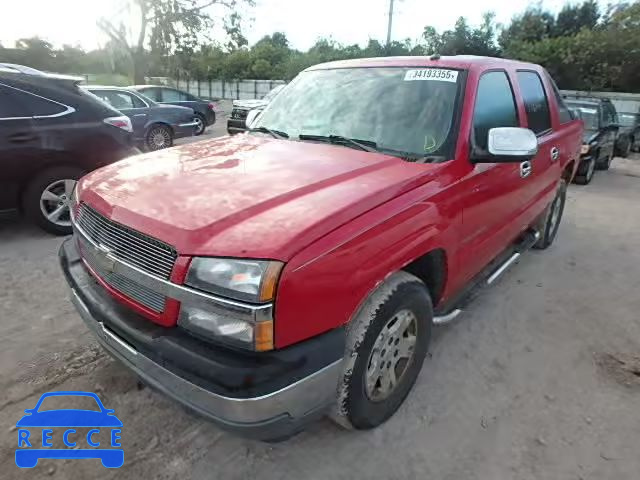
227,118,247,134
172,120,198,140
59,239,344,441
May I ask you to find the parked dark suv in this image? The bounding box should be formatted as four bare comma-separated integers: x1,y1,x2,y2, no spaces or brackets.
0,69,135,235
565,97,619,184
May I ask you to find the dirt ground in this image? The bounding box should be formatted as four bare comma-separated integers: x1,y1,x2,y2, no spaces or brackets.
1,152,639,479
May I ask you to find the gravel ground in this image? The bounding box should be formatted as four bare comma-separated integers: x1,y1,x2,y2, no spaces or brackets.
1,151,639,479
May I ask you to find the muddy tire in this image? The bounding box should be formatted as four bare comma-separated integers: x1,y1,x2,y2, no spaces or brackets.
331,271,432,430
533,179,567,250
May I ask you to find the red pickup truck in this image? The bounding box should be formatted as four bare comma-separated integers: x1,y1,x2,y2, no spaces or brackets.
60,56,582,441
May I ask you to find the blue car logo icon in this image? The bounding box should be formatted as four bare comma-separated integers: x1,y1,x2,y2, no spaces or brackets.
15,391,123,468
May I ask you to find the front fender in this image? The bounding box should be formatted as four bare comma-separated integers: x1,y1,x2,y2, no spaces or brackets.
274,181,458,348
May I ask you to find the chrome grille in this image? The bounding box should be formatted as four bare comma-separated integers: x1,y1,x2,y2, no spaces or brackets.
79,235,167,312
75,203,177,280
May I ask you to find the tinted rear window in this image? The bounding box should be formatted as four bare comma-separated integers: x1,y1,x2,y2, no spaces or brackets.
517,71,552,134
0,82,68,118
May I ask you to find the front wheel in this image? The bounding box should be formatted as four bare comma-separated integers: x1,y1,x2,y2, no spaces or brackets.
596,152,613,170
331,271,432,430
146,125,173,151
573,157,595,185
534,179,567,250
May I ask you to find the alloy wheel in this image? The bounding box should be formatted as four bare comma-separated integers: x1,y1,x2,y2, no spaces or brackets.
365,309,418,402
194,116,205,135
148,127,171,150
39,179,76,228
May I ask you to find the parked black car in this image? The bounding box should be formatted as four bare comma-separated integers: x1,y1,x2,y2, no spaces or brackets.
0,69,135,235
130,85,216,135
615,112,640,157
85,86,198,151
565,98,619,184
227,84,285,134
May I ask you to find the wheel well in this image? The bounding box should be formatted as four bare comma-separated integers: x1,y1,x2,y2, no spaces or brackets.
562,160,576,183
401,249,447,307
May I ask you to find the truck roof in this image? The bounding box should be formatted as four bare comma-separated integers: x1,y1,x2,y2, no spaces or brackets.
306,55,544,72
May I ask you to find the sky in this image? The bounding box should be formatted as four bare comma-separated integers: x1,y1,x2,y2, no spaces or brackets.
0,0,600,51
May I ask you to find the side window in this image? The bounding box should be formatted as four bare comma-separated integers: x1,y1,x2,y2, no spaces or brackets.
0,85,29,119
92,91,144,109
548,76,572,124
0,83,67,119
142,88,162,102
473,71,518,150
128,93,146,108
161,89,187,102
516,71,552,134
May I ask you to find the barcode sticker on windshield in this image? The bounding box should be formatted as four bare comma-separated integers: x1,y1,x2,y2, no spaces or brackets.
404,69,458,82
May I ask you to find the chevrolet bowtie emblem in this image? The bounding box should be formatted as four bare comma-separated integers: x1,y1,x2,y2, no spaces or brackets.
95,244,117,273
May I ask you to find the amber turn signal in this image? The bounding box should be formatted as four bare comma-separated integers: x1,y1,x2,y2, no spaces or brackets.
259,262,284,302
255,320,274,351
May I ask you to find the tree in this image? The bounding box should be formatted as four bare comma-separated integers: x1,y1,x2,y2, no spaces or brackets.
554,0,600,36
97,0,252,83
422,13,500,56
499,7,556,50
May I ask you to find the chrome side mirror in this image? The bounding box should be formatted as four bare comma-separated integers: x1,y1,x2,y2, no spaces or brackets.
486,127,538,160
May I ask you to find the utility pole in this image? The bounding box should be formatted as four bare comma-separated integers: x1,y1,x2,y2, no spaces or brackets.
386,0,395,46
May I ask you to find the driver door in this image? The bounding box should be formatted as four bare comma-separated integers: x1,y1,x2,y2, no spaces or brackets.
456,70,527,285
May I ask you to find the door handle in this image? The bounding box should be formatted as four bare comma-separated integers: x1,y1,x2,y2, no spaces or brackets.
520,160,532,178
133,113,147,117
550,146,560,161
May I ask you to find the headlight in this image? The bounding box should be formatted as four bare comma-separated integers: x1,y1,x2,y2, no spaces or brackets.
185,258,283,303
580,144,590,155
181,258,283,351
178,305,273,351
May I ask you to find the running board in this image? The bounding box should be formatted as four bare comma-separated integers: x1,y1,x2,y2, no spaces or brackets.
486,229,540,285
486,252,520,285
433,309,463,325
432,229,541,325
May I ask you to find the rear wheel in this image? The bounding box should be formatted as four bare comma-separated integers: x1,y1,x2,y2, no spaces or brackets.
331,272,432,430
146,125,173,151
534,179,567,250
194,114,206,136
23,166,84,235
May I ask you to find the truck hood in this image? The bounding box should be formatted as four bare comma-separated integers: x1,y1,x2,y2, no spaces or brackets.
79,135,439,260
232,99,268,109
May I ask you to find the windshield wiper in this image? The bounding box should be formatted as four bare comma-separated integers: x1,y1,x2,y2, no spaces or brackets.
248,126,289,139
298,134,378,153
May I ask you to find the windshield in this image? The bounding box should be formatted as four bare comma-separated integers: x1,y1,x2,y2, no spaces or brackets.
568,102,600,130
255,67,463,159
